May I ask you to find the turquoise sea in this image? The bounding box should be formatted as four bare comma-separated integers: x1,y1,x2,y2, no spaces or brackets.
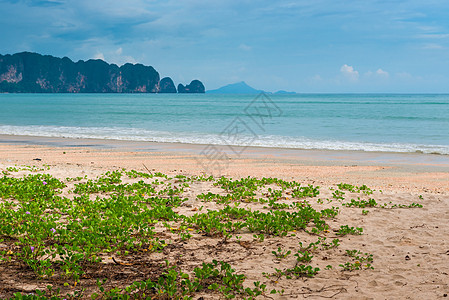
0,93,448,154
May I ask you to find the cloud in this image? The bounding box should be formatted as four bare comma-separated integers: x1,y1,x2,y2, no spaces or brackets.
365,68,389,79
93,52,105,60
238,44,252,51
311,74,322,82
396,72,413,80
26,0,65,7
423,43,444,49
91,48,138,66
376,68,389,78
416,33,449,39
340,64,359,81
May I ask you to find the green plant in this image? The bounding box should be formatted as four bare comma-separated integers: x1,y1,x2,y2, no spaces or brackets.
272,246,291,259
294,250,313,263
337,225,363,236
291,185,320,198
271,264,320,279
343,198,377,208
337,183,374,195
319,237,340,250
332,190,345,200
340,250,374,271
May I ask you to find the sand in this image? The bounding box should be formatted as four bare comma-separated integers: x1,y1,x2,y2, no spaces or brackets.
0,136,448,299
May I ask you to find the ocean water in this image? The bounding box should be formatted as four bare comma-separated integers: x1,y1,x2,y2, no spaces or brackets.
0,93,448,154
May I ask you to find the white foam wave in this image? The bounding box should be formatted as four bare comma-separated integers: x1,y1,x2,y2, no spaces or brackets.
1,125,448,155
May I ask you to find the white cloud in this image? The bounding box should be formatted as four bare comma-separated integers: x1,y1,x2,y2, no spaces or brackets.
340,64,359,81
93,51,105,60
376,68,389,78
417,25,441,32
416,33,449,39
396,72,413,80
423,43,443,49
118,55,137,65
92,48,137,65
311,74,322,82
364,68,389,79
238,44,252,51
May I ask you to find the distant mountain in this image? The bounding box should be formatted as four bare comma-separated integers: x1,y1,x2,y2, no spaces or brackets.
207,81,297,95
207,81,264,94
0,52,205,93
274,90,297,95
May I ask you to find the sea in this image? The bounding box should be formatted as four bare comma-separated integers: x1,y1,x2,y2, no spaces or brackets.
0,93,448,155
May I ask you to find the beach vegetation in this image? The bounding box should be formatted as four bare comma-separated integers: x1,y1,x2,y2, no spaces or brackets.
343,198,378,208
337,225,363,236
0,166,423,299
272,246,292,259
337,183,374,195
340,250,374,271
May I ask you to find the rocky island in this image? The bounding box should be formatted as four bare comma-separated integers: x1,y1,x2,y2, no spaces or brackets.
0,52,204,93
177,79,205,93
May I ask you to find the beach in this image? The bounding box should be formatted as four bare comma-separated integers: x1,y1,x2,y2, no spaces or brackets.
3,0,449,298
1,135,449,299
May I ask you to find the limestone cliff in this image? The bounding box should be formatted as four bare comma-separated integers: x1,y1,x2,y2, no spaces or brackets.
0,52,204,93
177,80,205,93
159,77,177,93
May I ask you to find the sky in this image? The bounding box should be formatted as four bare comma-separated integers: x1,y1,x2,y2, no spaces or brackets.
1,0,449,93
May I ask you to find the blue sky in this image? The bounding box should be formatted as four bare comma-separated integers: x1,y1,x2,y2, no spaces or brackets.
1,0,449,92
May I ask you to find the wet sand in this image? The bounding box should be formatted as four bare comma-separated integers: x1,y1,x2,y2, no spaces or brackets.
2,134,449,192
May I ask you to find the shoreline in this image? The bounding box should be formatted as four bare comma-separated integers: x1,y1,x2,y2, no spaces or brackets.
2,133,449,169
0,131,448,156
1,134,449,193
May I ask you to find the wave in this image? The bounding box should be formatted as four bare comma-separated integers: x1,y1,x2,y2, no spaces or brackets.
1,124,448,155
